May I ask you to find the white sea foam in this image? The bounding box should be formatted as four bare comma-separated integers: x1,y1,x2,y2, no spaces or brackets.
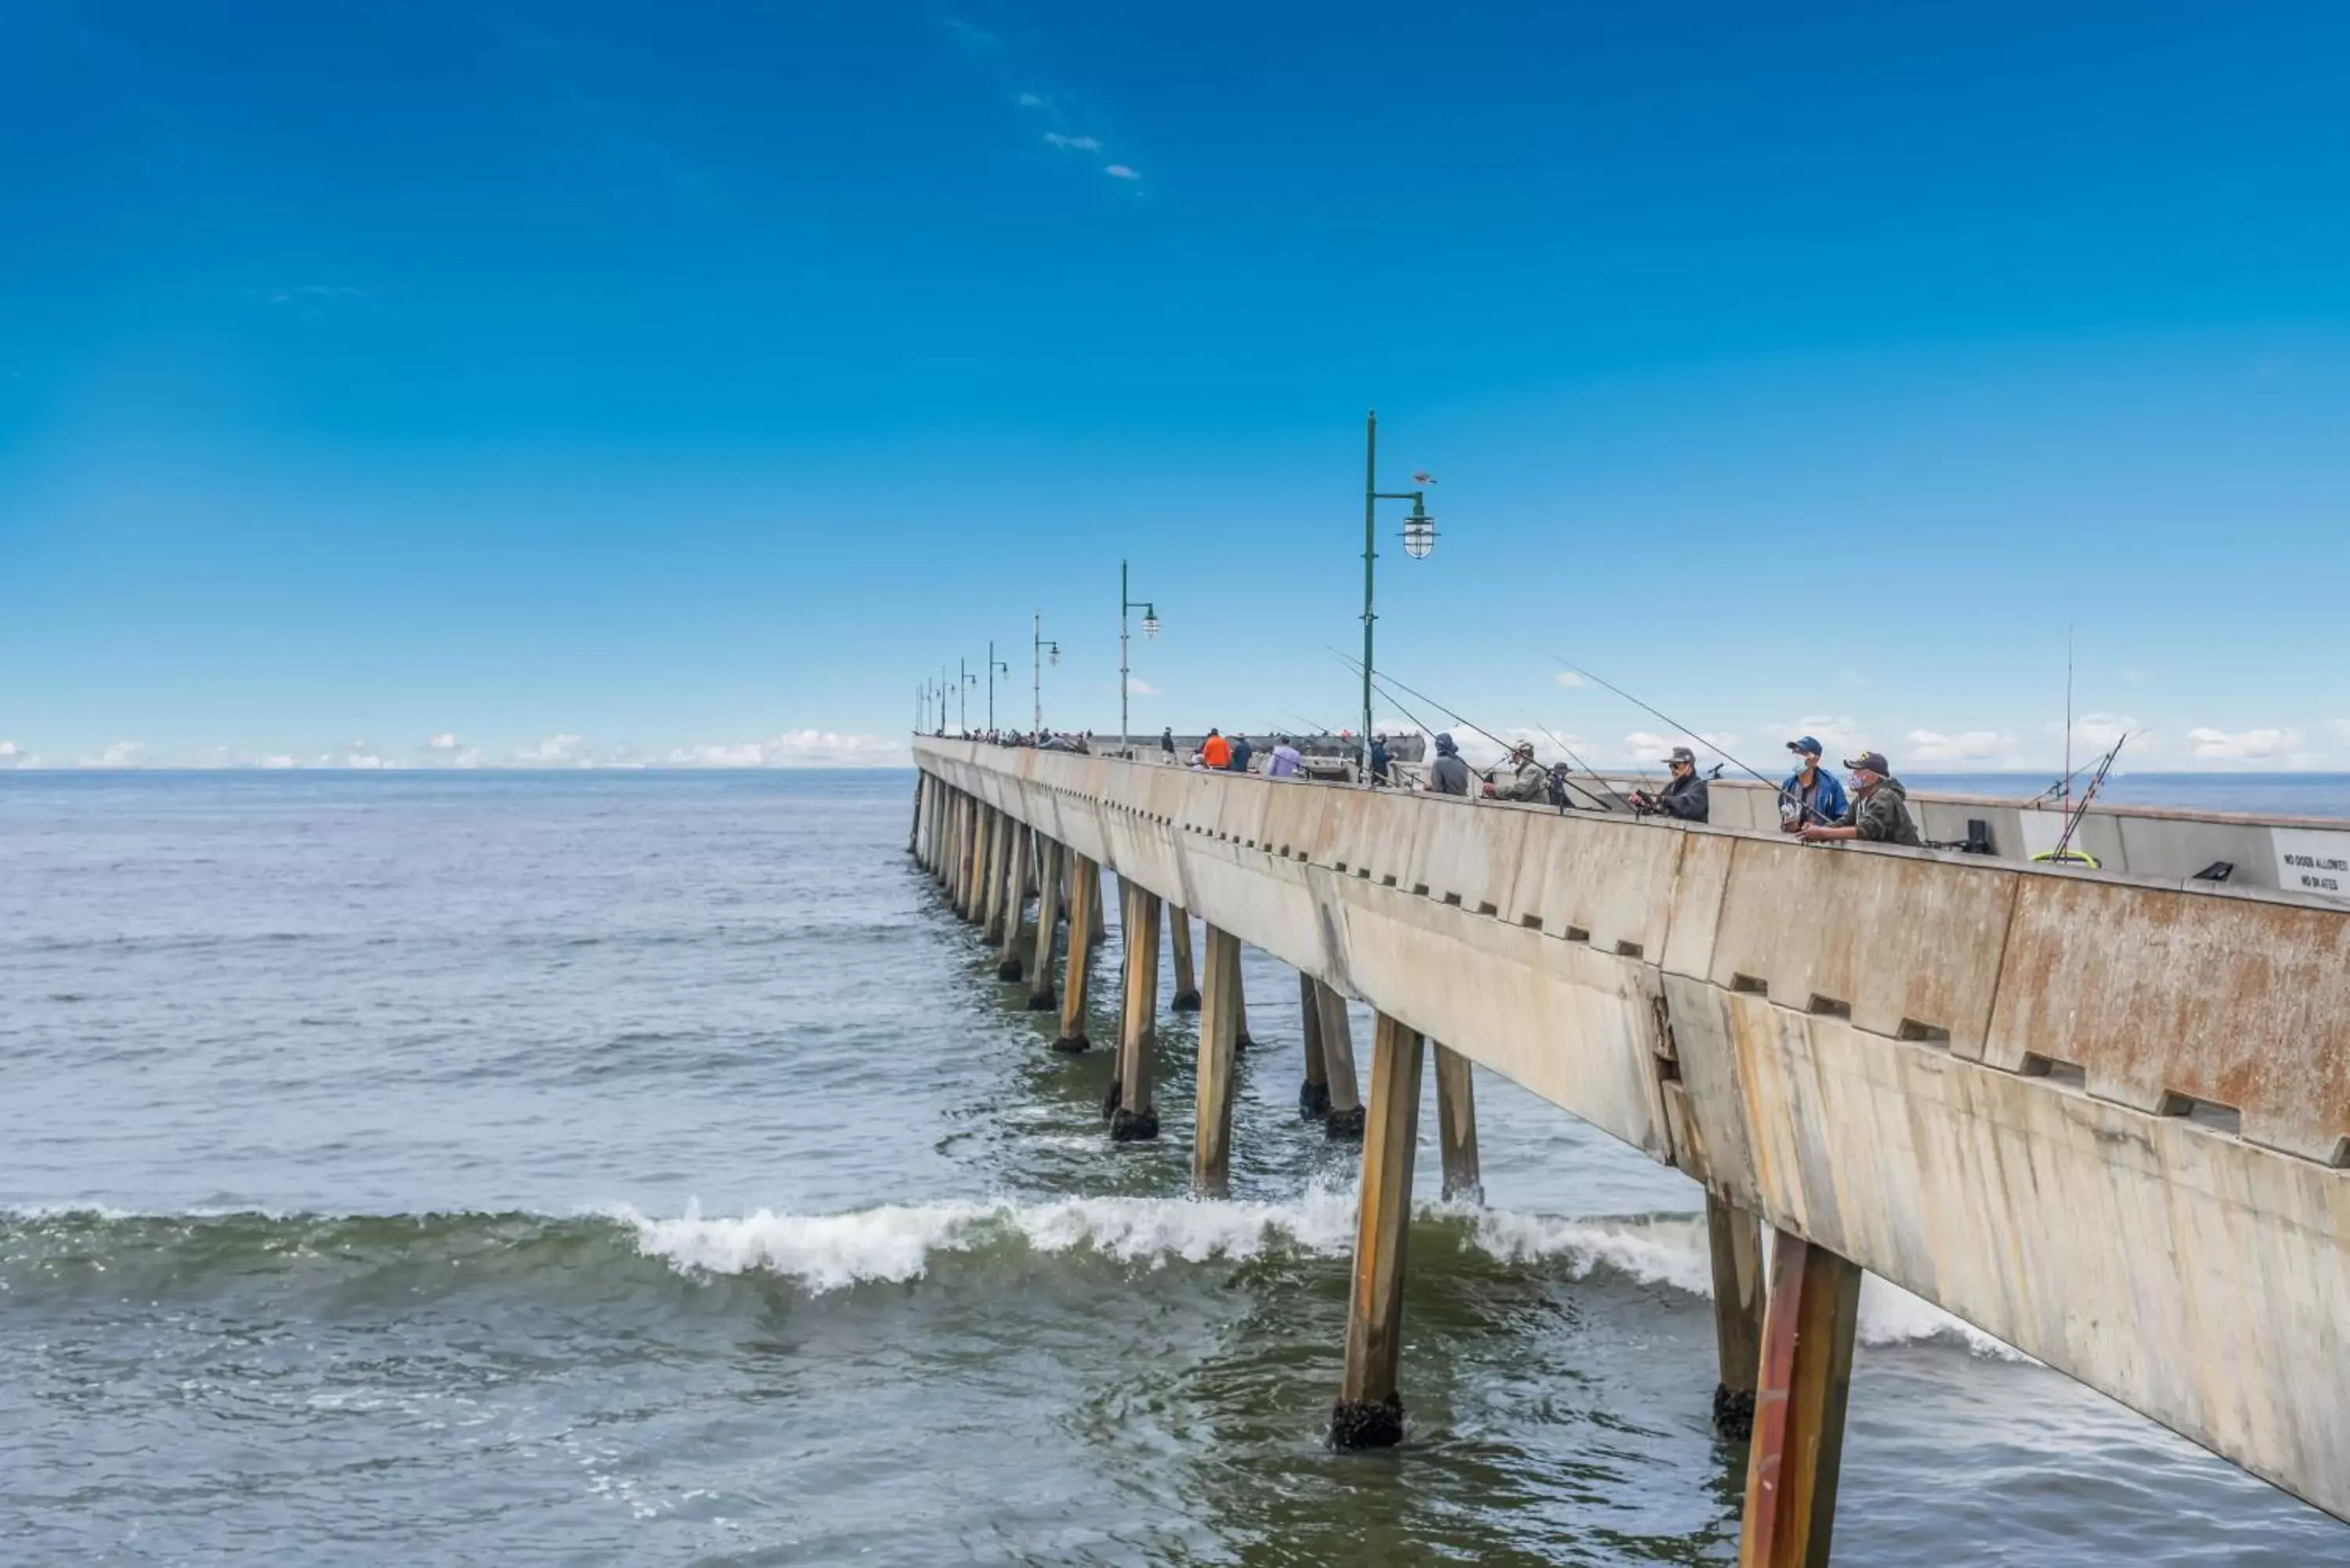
1458,1208,1718,1296
613,1187,1365,1292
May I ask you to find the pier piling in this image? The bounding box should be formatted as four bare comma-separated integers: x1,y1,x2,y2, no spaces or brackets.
1432,1043,1481,1203
1109,877,1162,1140
1313,980,1366,1141
1296,970,1330,1120
981,811,1010,943
1708,1194,1766,1440
1053,854,1101,1052
1331,1012,1425,1450
1169,905,1201,1010
1026,837,1064,1010
995,822,1029,980
959,797,975,902
1739,1228,1863,1568
1191,923,1243,1191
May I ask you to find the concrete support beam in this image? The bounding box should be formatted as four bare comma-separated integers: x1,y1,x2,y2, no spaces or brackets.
919,779,939,873
1086,859,1107,947
982,810,1011,943
1054,853,1101,1053
1331,1012,1426,1450
996,822,1030,981
1708,1194,1767,1440
1432,1043,1481,1203
1314,979,1366,1141
1739,1228,1864,1568
1297,970,1330,1121
1192,923,1244,1193
1110,876,1163,1141
957,797,982,919
960,799,982,919
1169,905,1201,1011
1026,836,1064,1011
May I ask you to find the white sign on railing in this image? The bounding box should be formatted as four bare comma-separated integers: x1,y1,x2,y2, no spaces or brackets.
2272,827,2350,904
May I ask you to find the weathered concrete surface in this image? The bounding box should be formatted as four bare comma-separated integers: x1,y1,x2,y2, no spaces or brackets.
916,741,2350,1523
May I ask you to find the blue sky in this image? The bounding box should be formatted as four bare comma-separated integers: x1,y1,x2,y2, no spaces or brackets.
3,1,2346,771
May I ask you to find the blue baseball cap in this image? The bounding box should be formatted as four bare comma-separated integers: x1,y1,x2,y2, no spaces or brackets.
1786,735,1824,757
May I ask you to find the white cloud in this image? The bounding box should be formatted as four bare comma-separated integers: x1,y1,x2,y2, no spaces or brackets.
1904,728,2019,764
1016,92,1044,107
2185,725,2299,761
2327,720,2350,743
0,740,16,761
513,733,588,765
2045,712,2135,753
259,755,299,769
1126,678,1158,696
427,732,461,751
95,740,146,767
666,730,906,768
1043,132,1101,151
1104,164,1140,179
1553,670,1587,688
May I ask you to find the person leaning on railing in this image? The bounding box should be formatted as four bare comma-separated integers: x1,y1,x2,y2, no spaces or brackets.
1629,746,1710,822
1482,742,1549,802
1798,750,1922,847
1428,734,1472,797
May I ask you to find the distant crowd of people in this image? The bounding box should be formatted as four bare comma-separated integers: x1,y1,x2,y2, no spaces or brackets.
931,722,1920,847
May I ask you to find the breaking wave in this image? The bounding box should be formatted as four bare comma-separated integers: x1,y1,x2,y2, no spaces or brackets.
0,1195,2023,1357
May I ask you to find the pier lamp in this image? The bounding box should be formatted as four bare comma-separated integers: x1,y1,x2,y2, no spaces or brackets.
958,658,978,733
1360,409,1441,784
1032,614,1061,733
1119,558,1161,760
984,641,1011,734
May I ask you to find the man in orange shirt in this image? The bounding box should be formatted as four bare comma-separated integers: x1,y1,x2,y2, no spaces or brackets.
1198,728,1231,769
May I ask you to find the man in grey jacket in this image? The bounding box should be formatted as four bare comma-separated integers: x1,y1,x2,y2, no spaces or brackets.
1428,733,1473,797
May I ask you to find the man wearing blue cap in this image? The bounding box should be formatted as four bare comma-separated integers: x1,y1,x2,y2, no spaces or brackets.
1777,735,1848,833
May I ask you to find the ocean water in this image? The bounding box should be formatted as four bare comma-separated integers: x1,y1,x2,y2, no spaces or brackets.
2,769,2345,1565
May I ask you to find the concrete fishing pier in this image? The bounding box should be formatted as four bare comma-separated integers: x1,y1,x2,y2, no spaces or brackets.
908,737,2350,1564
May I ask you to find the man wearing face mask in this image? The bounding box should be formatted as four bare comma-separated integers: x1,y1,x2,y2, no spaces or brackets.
1777,735,1849,833
1799,750,1922,847
1629,746,1711,822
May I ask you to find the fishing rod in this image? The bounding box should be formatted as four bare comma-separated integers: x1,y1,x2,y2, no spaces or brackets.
2048,732,2128,864
1325,645,1509,754
1325,647,1616,811
1515,709,1635,812
1530,646,1839,827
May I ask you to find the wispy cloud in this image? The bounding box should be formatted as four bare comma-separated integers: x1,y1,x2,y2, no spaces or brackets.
2186,725,2299,761
666,730,905,768
1905,728,2020,764
1553,670,1587,688
512,732,588,765
250,284,376,312
942,16,1142,185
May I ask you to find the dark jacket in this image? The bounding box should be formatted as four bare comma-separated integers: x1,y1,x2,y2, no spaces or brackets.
1226,738,1253,773
1369,739,1391,783
1654,771,1710,822
1842,778,1922,846
1430,753,1472,795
